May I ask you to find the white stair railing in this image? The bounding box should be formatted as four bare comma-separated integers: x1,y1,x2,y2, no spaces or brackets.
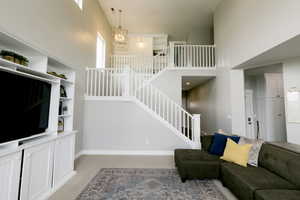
86,67,153,97
134,81,200,144
85,67,201,147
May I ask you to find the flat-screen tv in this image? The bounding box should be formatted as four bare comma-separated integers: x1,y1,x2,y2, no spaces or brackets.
0,70,51,144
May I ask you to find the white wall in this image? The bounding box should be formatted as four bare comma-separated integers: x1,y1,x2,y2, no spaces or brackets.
283,57,300,144
151,69,217,105
151,70,182,104
82,100,191,152
127,36,153,56
214,0,300,137
114,35,154,56
187,28,214,45
0,0,113,153
214,0,300,67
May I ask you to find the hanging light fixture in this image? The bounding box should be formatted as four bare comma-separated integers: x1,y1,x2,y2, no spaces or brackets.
112,8,128,44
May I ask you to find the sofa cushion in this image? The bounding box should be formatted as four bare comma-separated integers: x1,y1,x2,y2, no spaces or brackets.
239,137,264,167
259,143,300,187
201,135,214,152
221,162,297,200
209,133,240,156
221,138,253,167
175,149,220,180
255,190,300,200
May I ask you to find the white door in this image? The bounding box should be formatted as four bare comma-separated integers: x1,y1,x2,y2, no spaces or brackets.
0,152,22,200
264,73,287,142
21,141,54,200
53,134,75,188
265,97,287,142
245,90,257,139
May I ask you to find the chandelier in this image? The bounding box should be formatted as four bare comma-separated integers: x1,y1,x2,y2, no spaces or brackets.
112,8,128,44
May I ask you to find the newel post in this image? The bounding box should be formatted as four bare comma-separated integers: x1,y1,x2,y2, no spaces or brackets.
123,67,130,97
193,114,201,149
169,42,175,67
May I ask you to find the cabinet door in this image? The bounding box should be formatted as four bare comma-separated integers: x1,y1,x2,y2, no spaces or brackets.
0,152,22,200
21,141,54,200
53,134,75,188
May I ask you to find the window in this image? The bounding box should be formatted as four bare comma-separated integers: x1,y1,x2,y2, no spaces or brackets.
74,0,83,10
96,33,106,68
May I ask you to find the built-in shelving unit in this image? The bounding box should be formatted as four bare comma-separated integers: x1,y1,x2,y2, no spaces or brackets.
0,31,76,145
0,30,77,200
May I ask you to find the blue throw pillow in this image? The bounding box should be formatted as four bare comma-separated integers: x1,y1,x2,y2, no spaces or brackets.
209,133,240,156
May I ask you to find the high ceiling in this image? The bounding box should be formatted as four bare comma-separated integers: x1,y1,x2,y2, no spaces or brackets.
98,0,221,40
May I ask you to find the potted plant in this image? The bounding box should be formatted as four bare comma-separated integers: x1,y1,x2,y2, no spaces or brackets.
0,50,15,62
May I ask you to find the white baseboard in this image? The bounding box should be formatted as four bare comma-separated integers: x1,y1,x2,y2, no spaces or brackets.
76,150,174,158
75,151,83,160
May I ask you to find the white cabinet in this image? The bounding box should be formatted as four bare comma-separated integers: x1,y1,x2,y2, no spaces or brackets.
20,141,54,200
0,152,22,200
53,134,75,188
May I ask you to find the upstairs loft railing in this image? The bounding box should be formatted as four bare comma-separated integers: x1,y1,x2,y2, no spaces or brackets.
110,44,216,73
171,45,216,68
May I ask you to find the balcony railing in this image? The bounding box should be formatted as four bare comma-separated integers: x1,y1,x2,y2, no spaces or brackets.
110,45,216,73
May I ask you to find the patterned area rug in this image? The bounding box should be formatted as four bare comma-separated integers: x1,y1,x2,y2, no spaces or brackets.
77,168,226,200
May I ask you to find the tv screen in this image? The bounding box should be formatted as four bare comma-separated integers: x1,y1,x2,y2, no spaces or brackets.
0,70,51,144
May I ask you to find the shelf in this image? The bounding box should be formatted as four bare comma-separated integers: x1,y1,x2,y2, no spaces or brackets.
0,58,59,80
61,78,74,85
0,65,59,84
58,114,72,118
46,73,74,85
60,97,73,101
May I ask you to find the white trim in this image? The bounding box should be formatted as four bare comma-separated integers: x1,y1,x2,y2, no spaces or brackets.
75,151,83,160
77,150,174,156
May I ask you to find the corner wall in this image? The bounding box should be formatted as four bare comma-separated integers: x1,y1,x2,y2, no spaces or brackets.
214,0,300,137
0,0,113,153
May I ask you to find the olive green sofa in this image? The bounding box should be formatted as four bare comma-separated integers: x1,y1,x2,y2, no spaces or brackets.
175,135,300,200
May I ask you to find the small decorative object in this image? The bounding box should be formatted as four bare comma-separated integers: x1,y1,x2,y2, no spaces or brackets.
0,50,14,62
58,118,64,133
62,105,68,115
59,101,68,115
60,85,67,97
0,50,29,66
47,71,67,79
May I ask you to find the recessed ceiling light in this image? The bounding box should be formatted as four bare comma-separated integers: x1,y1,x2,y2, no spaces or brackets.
186,82,191,86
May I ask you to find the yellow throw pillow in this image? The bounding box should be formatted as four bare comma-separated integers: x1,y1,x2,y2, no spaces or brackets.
221,138,253,167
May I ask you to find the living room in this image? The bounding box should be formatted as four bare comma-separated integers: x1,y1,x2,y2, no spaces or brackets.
0,0,300,200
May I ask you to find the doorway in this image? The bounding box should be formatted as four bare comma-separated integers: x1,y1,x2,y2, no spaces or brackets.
244,64,287,142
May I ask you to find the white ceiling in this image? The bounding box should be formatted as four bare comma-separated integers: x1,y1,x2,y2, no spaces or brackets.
98,0,221,40
182,76,214,91
236,34,300,69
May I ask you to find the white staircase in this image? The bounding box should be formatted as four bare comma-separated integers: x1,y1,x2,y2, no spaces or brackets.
85,44,216,148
